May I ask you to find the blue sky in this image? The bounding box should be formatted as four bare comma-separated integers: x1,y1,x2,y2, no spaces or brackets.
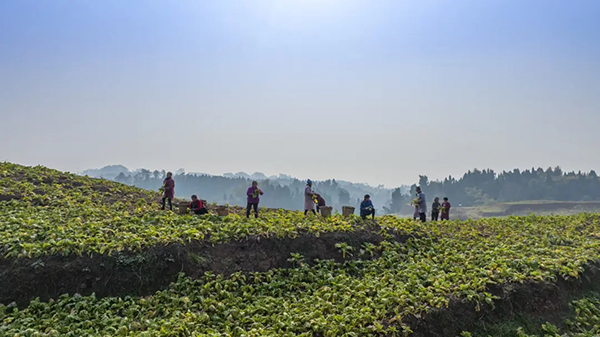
1,0,599,186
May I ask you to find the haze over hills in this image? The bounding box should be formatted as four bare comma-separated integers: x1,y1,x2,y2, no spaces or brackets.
81,165,403,214
80,165,600,216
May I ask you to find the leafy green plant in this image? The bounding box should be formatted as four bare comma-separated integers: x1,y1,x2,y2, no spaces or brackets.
335,242,354,259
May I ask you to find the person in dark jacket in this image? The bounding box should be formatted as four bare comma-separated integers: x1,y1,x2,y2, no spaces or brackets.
431,197,441,221
416,186,427,222
161,172,175,211
246,181,263,218
360,194,375,220
315,193,326,213
189,195,208,215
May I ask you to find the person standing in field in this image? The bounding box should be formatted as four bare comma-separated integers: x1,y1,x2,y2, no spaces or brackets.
360,194,375,220
431,197,441,221
412,192,419,220
189,195,208,215
416,186,427,222
161,172,175,211
304,179,316,216
441,197,451,220
246,181,263,218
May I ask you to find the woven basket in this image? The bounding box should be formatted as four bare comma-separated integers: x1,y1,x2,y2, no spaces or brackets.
216,206,229,216
178,201,189,215
342,206,355,217
320,206,333,217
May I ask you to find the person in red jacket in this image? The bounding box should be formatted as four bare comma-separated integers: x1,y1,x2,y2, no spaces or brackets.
161,172,175,211
189,195,208,215
441,197,451,220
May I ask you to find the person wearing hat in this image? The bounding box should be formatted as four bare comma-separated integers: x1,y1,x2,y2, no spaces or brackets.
360,194,375,220
304,179,316,215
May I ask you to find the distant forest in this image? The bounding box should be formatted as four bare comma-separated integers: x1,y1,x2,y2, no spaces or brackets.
82,166,600,215
82,166,398,214
385,167,600,214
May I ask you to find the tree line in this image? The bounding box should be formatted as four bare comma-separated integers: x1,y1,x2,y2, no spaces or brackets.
384,167,600,214
101,166,600,215
112,170,393,213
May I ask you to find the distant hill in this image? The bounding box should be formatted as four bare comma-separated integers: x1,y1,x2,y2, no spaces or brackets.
81,165,129,180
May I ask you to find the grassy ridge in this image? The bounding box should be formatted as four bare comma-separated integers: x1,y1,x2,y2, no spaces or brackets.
0,162,159,210
0,201,380,257
1,163,374,257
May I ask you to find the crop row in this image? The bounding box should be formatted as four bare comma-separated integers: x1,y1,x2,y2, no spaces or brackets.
0,201,376,258
1,214,599,336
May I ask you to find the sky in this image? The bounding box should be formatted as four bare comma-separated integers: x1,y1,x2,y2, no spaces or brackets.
1,0,599,187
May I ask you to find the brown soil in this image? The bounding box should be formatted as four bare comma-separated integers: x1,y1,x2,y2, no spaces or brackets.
0,227,410,306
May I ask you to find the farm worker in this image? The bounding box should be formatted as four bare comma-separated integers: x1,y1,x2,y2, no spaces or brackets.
315,193,326,213
304,179,316,215
246,181,263,218
416,186,427,222
431,197,441,221
189,195,208,215
360,194,375,220
161,172,175,211
412,193,419,220
441,197,451,220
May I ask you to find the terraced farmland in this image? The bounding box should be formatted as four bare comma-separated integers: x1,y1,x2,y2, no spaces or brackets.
1,162,600,336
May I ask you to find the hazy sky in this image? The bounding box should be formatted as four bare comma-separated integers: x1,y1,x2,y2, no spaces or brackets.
1,0,599,187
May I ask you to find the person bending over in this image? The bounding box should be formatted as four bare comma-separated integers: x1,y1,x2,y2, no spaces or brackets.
315,193,326,213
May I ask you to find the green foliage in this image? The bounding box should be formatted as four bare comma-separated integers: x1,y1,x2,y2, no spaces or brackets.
4,163,600,335
1,212,600,335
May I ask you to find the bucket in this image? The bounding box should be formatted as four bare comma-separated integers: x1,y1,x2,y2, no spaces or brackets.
216,206,229,216
178,201,189,215
320,206,333,217
342,206,355,217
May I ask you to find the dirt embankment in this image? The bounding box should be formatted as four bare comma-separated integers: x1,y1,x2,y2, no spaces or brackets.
0,227,410,306
406,262,600,336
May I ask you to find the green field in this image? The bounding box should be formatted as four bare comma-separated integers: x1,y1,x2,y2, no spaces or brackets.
452,201,600,220
2,162,600,336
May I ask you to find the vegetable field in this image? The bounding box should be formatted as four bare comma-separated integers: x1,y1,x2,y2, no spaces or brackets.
1,163,600,336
